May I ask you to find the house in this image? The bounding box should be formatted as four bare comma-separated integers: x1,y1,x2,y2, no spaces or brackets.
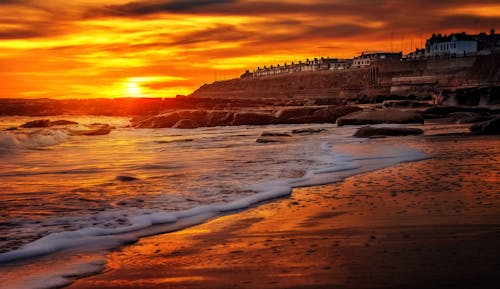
425,33,477,57
403,48,426,61
353,52,402,68
240,70,252,78
474,29,500,55
251,57,354,77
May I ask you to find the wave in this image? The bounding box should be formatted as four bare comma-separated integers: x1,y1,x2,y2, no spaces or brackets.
0,129,71,150
0,141,429,289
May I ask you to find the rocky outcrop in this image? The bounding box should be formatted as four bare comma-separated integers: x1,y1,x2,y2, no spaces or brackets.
131,105,367,129
274,106,362,124
337,109,424,126
133,113,181,128
310,106,362,122
207,111,236,127
260,131,291,137
383,100,432,108
429,112,491,124
72,128,112,136
20,119,79,128
177,111,208,126
421,106,498,119
470,117,500,135
256,131,292,143
291,128,326,134
20,119,51,128
256,137,283,143
50,120,79,126
232,112,276,126
353,126,424,138
115,175,139,182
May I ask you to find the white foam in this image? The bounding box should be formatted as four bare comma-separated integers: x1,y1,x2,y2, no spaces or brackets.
0,142,428,262
1,256,107,289
0,139,429,289
0,129,71,150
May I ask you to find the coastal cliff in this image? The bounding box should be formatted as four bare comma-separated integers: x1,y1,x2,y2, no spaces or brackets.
190,54,500,105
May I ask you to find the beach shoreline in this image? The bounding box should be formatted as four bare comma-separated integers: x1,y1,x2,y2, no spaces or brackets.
65,134,500,289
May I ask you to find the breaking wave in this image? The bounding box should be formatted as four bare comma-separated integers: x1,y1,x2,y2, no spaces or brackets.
0,129,71,150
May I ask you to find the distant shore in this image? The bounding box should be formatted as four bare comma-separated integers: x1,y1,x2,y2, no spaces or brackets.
68,133,500,289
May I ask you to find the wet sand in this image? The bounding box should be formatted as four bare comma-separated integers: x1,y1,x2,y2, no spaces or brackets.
69,135,500,289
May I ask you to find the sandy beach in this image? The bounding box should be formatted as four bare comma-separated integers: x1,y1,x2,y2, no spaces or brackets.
65,134,500,289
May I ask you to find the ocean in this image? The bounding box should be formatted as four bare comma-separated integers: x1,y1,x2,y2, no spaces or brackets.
0,116,428,289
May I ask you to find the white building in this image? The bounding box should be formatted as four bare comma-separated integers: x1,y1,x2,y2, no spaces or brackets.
425,33,477,57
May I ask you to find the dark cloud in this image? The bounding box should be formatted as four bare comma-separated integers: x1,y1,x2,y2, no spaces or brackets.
0,28,41,39
168,24,254,46
434,15,500,31
100,0,237,16
0,0,25,4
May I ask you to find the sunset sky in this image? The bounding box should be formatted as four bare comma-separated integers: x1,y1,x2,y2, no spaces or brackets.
1,0,500,99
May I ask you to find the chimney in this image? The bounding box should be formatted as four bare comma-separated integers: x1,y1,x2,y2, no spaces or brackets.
491,28,495,35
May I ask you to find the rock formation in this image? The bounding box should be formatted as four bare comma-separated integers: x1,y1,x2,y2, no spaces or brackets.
337,109,424,126
353,126,424,138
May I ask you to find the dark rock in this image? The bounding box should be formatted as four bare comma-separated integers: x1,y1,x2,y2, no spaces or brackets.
337,109,424,126
448,112,490,124
274,106,318,120
232,112,275,126
5,127,17,131
274,105,362,124
115,175,139,182
88,123,115,130
20,119,51,128
256,137,284,143
291,128,326,134
470,117,500,135
383,100,432,108
133,112,181,128
260,131,291,137
353,126,424,138
310,106,362,123
422,106,497,118
72,128,112,136
207,111,235,126
172,119,199,129
177,110,208,127
431,112,491,124
50,120,78,126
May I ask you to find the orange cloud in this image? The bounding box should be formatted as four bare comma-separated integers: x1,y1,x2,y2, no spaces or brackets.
0,0,499,99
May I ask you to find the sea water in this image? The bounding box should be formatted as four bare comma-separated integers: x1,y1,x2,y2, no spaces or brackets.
0,116,427,289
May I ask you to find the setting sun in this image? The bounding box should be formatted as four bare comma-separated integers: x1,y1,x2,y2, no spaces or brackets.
125,82,142,98
1,0,499,99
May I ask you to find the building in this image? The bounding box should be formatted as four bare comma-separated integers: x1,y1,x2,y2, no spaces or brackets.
240,70,252,78
425,33,477,57
404,48,426,61
251,57,353,77
353,52,402,68
475,29,500,54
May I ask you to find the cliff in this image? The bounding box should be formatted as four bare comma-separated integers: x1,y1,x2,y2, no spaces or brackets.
190,54,500,105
